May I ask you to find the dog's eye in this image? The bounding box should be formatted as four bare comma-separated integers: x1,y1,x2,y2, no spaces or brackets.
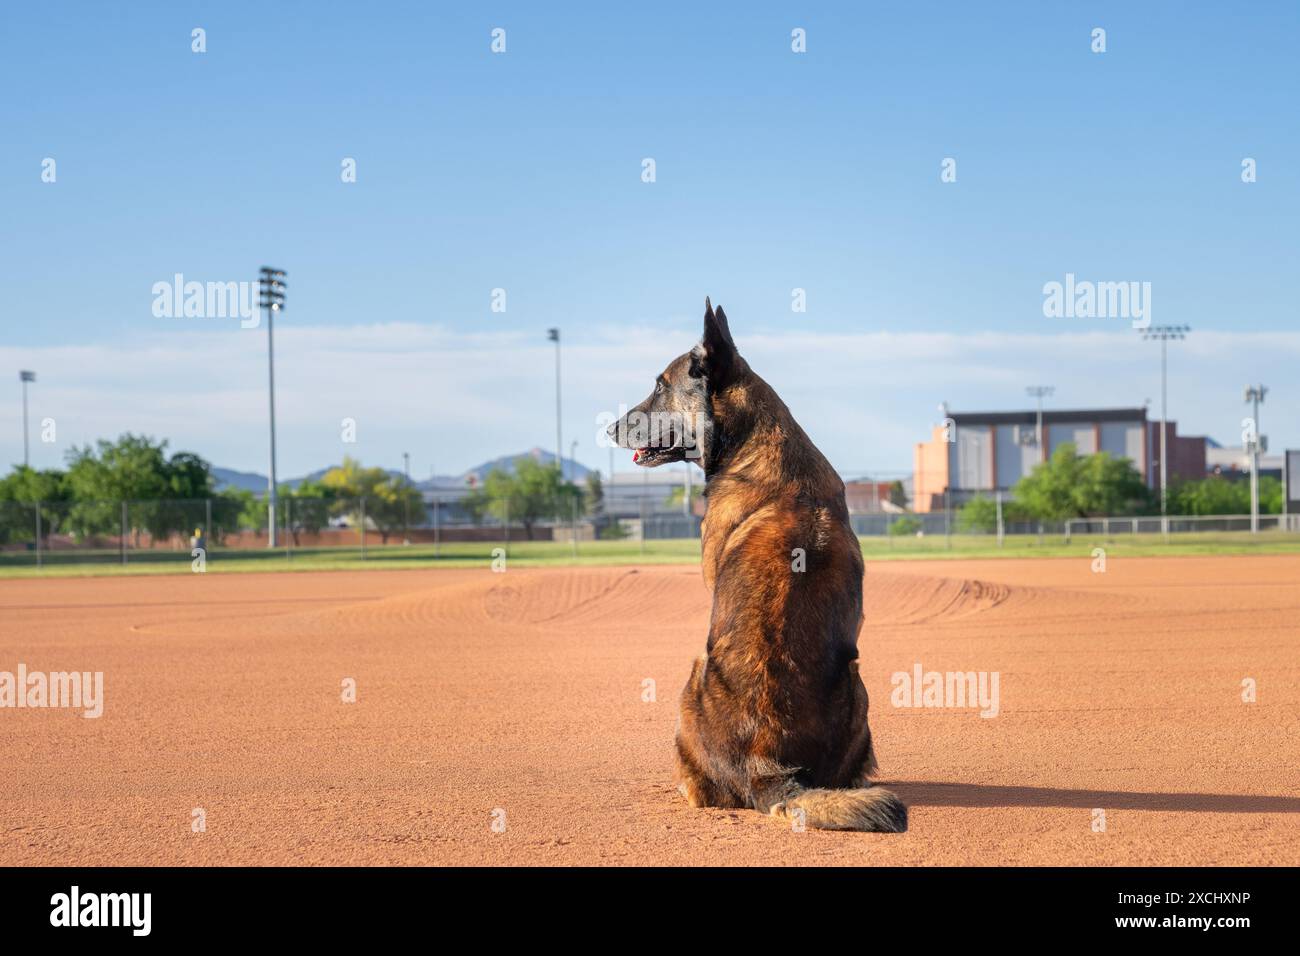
655,381,664,394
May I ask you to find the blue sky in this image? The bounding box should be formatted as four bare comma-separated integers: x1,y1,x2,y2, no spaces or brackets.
2,1,1297,479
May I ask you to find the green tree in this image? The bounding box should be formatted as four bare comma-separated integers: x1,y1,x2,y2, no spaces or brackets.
62,434,217,544
0,467,71,545
319,458,423,544
1261,476,1284,515
284,479,337,547
166,451,215,498
319,457,368,499
64,434,171,501
209,489,257,545
1168,476,1247,516
889,514,922,536
955,494,1032,532
888,480,908,510
1013,443,1151,520
479,458,581,540
366,475,424,544
955,495,995,533
1168,475,1282,516
1075,451,1152,516
145,451,216,543
585,472,605,518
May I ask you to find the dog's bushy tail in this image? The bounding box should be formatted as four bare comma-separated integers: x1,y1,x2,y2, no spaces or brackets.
769,786,908,832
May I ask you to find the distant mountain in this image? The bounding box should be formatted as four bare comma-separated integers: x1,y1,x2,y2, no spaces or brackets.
460,448,591,485
211,466,268,493
211,464,405,493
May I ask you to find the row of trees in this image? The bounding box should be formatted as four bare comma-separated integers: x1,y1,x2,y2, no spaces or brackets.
0,436,612,548
0,435,237,546
0,435,424,547
956,443,1285,531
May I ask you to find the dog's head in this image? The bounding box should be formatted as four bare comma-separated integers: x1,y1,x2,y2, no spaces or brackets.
606,298,740,469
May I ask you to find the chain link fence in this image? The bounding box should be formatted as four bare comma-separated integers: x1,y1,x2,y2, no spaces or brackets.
0,493,704,568
2,494,1297,568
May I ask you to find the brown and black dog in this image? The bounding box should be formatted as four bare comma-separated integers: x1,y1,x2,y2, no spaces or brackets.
608,299,906,831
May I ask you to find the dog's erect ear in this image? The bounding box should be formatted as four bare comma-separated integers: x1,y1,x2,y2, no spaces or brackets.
693,296,736,380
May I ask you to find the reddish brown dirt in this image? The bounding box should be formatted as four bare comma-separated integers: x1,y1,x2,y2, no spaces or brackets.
2,556,1298,866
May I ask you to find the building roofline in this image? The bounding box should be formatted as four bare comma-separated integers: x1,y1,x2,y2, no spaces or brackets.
949,407,1149,425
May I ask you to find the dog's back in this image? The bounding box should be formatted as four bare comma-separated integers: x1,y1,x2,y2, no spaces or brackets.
679,365,905,830
610,300,905,832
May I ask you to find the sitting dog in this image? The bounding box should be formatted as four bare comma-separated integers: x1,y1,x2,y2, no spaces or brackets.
608,299,906,831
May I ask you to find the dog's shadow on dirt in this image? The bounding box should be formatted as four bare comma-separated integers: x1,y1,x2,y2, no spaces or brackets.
893,782,1300,814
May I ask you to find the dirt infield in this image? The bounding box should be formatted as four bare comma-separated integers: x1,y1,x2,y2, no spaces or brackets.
2,555,1297,866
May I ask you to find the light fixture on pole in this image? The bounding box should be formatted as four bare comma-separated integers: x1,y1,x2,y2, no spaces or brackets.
19,370,35,468
1141,324,1190,536
1244,384,1268,534
1025,386,1054,465
258,267,287,548
547,328,562,479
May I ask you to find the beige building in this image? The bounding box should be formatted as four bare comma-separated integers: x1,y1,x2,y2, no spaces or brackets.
913,407,1205,513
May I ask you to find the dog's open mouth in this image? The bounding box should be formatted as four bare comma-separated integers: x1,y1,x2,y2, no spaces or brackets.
632,445,686,467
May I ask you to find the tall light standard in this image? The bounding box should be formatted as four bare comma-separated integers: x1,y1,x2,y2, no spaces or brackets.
1142,324,1190,535
403,451,412,543
1025,385,1054,464
1244,385,1268,534
19,370,35,468
258,267,287,547
570,439,580,530
547,328,562,479
683,460,693,518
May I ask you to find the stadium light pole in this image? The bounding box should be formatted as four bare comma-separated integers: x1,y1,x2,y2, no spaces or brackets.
547,328,562,479
1025,386,1054,465
259,267,287,548
683,458,693,518
19,370,35,468
403,451,412,544
1245,385,1268,534
1142,325,1190,536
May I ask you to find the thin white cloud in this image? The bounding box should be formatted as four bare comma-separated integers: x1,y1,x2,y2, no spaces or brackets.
2,324,1297,478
